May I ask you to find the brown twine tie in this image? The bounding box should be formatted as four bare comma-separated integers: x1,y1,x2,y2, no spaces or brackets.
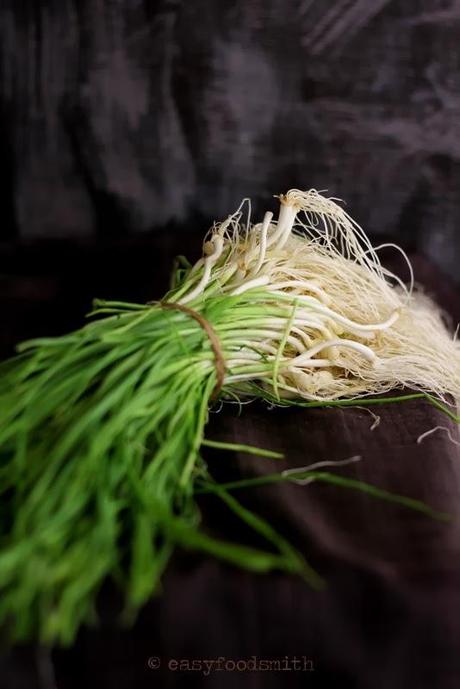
153,301,226,400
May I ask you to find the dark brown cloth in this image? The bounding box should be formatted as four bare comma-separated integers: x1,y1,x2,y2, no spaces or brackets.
0,237,459,688
1,1,460,282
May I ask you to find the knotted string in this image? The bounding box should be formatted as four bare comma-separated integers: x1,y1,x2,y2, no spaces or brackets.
154,301,226,400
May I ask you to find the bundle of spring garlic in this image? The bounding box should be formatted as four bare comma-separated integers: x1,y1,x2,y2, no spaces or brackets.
0,189,459,645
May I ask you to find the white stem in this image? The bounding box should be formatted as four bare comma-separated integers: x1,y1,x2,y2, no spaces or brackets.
267,200,298,249
288,359,332,369
290,338,377,367
252,211,273,275
226,358,332,383
231,275,270,295
179,236,224,304
292,317,337,340
270,280,331,304
270,293,400,334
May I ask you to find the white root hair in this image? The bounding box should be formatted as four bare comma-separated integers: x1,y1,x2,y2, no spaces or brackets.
176,188,460,404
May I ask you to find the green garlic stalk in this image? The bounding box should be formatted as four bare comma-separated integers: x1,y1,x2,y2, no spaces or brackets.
0,189,457,645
